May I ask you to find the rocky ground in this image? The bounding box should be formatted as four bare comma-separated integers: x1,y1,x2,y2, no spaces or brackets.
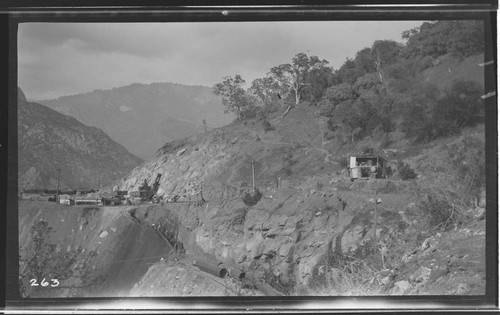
19,174,486,297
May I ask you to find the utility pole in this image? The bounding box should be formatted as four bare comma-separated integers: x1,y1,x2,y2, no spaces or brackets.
251,160,255,191
97,169,101,190
199,179,205,203
56,168,61,203
321,130,324,151
371,188,381,240
321,121,324,152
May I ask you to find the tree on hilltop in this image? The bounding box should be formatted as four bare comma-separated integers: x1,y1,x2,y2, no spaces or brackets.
269,52,330,118
401,20,484,59
370,40,403,83
270,53,330,106
213,74,257,121
249,76,284,107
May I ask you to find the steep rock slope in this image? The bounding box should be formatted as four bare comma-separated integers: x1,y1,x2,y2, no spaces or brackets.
109,107,484,295
113,105,485,295
18,88,143,190
37,82,234,159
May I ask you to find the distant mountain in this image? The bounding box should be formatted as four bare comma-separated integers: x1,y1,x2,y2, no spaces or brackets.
18,88,143,191
37,82,234,159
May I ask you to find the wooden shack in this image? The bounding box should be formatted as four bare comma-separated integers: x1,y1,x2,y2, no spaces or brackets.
349,155,388,180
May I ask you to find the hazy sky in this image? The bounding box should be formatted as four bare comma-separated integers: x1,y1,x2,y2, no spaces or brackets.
18,21,423,100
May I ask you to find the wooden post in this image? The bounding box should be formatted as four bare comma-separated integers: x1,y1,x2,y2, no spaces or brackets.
373,189,378,240
199,180,205,203
251,160,255,191
320,120,324,152
56,168,61,203
321,127,324,151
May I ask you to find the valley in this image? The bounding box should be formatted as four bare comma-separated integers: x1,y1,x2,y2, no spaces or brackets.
37,82,233,159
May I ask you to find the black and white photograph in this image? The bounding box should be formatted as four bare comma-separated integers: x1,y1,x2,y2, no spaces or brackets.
15,16,492,301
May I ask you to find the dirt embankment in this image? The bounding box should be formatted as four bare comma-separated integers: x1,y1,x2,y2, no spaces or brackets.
19,201,171,297
19,201,255,297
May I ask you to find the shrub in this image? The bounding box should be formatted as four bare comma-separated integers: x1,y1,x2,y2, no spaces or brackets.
377,180,398,193
240,105,259,120
262,119,275,133
419,55,435,69
411,182,467,231
308,252,382,296
82,207,99,218
396,160,417,180
279,152,297,177
242,189,262,206
446,135,485,205
418,193,455,229
400,105,437,143
262,259,296,296
404,173,471,232
20,219,106,297
402,80,483,143
265,102,281,114
230,208,248,226
323,129,336,141
361,146,373,155
338,157,349,169
256,108,267,120
379,135,391,150
431,80,483,137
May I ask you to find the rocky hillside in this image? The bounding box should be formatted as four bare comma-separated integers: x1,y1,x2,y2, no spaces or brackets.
18,102,486,298
108,102,485,296
37,82,234,159
18,88,143,191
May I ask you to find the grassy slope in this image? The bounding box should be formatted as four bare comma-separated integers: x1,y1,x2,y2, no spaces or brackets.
423,53,484,92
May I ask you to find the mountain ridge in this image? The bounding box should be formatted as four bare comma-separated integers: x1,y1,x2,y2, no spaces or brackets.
37,82,234,159
18,87,143,191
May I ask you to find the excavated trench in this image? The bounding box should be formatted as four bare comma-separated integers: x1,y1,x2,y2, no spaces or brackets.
123,204,267,296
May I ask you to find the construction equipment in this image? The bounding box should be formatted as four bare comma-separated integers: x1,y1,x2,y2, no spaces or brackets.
101,196,121,206
152,173,161,196
139,173,162,201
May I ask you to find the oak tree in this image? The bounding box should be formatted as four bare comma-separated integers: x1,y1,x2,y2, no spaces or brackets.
270,52,330,106
213,74,255,121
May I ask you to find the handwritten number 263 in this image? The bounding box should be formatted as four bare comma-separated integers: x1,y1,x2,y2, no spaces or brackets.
30,278,59,287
